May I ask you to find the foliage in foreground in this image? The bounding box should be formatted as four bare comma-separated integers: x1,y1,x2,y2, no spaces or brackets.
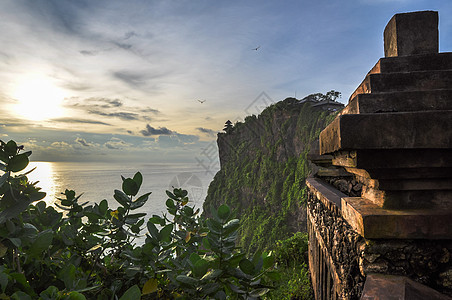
0,139,278,299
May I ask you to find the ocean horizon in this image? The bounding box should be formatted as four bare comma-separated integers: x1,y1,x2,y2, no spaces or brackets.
24,161,218,217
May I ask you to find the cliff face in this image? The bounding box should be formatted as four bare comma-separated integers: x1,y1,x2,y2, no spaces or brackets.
203,98,339,253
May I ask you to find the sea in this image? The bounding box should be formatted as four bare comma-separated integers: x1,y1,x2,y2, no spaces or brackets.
24,161,218,217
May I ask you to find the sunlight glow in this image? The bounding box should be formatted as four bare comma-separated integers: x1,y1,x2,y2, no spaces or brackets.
25,162,57,206
12,77,66,121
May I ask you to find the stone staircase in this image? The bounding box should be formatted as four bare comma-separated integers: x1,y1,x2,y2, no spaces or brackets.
308,10,452,299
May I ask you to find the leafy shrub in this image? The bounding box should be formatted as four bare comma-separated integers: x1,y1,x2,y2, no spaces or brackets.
0,140,278,299
270,232,313,300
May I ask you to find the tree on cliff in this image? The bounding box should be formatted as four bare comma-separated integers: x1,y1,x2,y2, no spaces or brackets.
325,90,341,102
223,120,233,133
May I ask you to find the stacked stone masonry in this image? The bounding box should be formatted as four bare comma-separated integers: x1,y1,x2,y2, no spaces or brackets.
307,10,452,300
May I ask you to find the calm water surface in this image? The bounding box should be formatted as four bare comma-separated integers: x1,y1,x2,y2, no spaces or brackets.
25,162,217,216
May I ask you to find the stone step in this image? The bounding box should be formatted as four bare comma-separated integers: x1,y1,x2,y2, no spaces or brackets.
341,89,452,115
375,52,452,74
332,149,452,169
344,166,452,180
319,111,452,154
350,70,452,100
341,197,452,239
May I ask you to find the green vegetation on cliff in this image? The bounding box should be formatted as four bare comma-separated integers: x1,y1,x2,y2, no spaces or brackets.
204,97,338,254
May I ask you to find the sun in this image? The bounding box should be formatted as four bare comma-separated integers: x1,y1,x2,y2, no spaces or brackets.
12,76,66,121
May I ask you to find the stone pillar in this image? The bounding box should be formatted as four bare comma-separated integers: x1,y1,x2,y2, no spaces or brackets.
308,10,452,299
384,11,439,57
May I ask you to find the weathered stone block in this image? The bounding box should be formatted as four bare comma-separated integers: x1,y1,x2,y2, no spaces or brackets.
361,274,451,300
342,90,452,115
384,11,438,57
319,112,452,154
341,197,452,239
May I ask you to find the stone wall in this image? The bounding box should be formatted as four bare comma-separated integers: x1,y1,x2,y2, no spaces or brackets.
307,178,364,299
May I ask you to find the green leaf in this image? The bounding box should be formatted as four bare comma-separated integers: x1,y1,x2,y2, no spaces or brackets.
142,278,158,295
263,252,275,269
39,286,59,299
265,271,281,281
9,238,21,248
133,172,143,188
201,269,222,282
250,288,270,297
29,191,46,202
122,178,139,196
7,153,29,172
64,189,76,200
0,199,30,224
0,272,8,293
239,258,255,275
202,237,211,249
165,190,177,200
147,222,159,240
67,291,86,300
159,224,173,243
114,190,130,207
30,229,53,257
165,198,175,209
10,272,31,291
99,199,108,215
214,291,227,300
59,264,76,290
148,215,165,226
223,219,240,235
119,284,141,300
4,141,17,156
130,192,151,210
126,213,146,219
176,275,199,286
11,291,32,300
193,259,209,278
189,253,201,265
217,204,230,221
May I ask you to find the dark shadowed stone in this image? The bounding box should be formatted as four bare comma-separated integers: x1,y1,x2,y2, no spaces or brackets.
361,274,451,299
384,11,439,57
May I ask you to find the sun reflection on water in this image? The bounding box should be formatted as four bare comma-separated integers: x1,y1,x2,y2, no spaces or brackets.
25,162,58,206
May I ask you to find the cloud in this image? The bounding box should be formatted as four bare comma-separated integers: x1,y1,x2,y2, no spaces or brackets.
79,50,98,56
123,31,137,40
104,137,131,150
141,107,160,114
157,134,199,148
113,42,133,50
51,141,71,149
88,110,139,121
52,117,111,126
140,124,173,136
75,137,92,147
196,127,216,136
113,71,147,87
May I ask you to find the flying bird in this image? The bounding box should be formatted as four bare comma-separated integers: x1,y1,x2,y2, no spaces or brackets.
252,46,261,51
198,100,206,104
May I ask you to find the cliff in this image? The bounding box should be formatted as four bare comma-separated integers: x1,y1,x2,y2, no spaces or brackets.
203,96,341,253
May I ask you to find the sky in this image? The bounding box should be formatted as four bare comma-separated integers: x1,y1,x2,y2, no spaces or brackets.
0,0,451,166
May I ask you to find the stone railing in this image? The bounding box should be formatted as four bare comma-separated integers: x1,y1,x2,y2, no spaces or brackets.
307,11,452,300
